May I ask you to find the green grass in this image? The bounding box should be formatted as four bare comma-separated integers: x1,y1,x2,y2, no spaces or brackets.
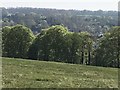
2,57,118,88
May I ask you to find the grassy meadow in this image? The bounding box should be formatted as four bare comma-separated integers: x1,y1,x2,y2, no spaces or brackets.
2,57,118,88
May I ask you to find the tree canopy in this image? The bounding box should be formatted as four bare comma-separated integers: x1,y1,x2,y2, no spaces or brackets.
95,26,120,68
2,24,120,68
2,25,35,58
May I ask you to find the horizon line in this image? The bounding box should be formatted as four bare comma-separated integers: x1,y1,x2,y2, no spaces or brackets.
0,7,118,12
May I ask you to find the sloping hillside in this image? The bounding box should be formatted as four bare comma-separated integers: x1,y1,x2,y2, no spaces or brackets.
2,58,118,88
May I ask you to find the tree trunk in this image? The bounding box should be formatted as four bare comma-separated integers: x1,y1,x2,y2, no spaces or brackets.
88,48,91,65
117,34,120,68
81,46,84,64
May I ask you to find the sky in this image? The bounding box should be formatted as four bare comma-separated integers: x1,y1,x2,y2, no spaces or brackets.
0,0,119,11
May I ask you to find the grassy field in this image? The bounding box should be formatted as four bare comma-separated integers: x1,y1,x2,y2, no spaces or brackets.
2,57,118,88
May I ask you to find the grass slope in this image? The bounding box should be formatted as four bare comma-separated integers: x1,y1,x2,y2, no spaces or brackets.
2,57,118,88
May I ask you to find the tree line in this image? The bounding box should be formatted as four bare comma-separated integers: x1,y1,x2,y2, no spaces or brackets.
2,25,120,68
1,8,117,36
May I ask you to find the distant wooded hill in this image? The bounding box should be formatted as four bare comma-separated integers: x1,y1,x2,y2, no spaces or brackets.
1,7,118,35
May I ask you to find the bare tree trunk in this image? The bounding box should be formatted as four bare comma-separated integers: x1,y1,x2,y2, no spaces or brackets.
117,34,120,68
88,48,91,65
81,45,84,64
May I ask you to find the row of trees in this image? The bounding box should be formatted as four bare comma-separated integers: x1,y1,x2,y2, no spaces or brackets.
28,25,93,65
2,25,120,68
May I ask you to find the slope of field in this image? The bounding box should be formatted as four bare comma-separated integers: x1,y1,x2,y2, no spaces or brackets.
2,57,118,88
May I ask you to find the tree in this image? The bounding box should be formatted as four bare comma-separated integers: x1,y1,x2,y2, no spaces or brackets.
67,32,82,64
27,38,39,60
2,25,35,58
109,27,120,68
95,26,120,68
28,25,68,62
28,25,94,65
79,32,93,65
2,26,11,57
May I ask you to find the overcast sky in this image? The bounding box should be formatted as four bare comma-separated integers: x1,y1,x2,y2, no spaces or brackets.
0,0,119,11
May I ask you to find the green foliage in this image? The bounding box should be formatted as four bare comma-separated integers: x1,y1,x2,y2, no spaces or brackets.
2,24,119,68
28,25,69,61
28,25,93,65
2,26,11,56
67,32,82,64
27,38,39,60
2,25,35,58
95,26,120,67
79,32,94,65
2,8,117,35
